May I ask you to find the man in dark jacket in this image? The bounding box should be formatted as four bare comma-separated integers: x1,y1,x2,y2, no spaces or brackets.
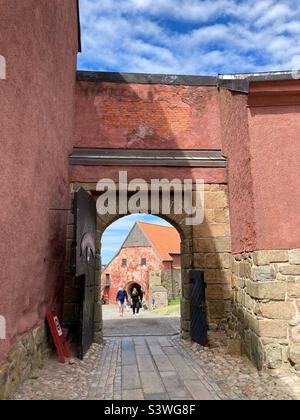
116,288,128,317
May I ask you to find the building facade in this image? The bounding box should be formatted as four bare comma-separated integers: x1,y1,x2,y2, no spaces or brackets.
101,222,181,306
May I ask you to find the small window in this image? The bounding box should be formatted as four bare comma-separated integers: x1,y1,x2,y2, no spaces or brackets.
105,274,110,286
122,258,127,267
141,258,147,266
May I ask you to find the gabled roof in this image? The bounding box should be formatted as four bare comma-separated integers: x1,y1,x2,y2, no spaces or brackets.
136,222,180,262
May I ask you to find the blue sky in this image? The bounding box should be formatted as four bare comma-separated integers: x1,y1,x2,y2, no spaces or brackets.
101,214,171,265
78,0,300,262
78,0,300,75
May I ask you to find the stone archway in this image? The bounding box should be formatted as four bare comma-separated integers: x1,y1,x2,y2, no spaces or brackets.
94,206,193,343
63,181,233,347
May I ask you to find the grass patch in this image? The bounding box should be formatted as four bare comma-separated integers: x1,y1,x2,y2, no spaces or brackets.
152,298,180,316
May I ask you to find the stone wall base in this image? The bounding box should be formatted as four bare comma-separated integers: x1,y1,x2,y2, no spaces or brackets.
230,250,300,370
0,324,50,400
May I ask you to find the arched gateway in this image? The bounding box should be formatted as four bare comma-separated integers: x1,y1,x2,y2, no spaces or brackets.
63,72,232,359
61,71,300,371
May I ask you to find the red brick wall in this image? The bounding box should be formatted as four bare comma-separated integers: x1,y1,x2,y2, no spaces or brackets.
75,82,222,150
72,78,227,184
102,247,164,304
0,0,78,363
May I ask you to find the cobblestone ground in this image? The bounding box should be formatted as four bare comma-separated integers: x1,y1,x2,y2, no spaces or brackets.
11,332,300,400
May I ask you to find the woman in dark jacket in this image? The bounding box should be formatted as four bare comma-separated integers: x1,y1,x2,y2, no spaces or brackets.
131,287,141,316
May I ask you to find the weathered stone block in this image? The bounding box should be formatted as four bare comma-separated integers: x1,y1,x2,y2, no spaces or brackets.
181,269,190,286
206,284,232,300
279,265,300,276
287,283,300,299
182,284,190,299
246,281,286,301
232,260,240,276
214,208,229,223
203,209,215,223
204,191,228,209
181,239,193,254
0,325,50,400
253,250,289,266
219,253,232,269
205,254,219,268
181,298,190,321
193,223,230,238
254,302,295,320
244,262,252,279
250,332,264,370
193,253,205,268
207,300,231,320
265,344,283,369
181,320,191,333
238,262,245,278
237,290,245,306
251,265,275,282
291,324,300,343
204,269,231,284
288,343,300,365
204,253,232,270
289,249,300,265
276,273,288,282
210,184,227,192
181,254,193,269
245,294,256,312
193,237,231,253
232,274,239,289
254,320,288,339
94,302,103,323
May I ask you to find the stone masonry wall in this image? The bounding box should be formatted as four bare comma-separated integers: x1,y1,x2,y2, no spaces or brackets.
230,250,300,370
192,184,232,328
161,269,182,300
0,324,50,400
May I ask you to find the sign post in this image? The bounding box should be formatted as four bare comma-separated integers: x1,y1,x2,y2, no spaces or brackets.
46,311,72,363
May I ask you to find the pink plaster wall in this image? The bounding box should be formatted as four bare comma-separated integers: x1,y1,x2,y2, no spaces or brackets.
220,81,300,253
247,81,300,250
75,82,222,150
219,89,256,253
0,0,78,362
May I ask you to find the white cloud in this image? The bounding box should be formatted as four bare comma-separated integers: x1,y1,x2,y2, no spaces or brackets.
78,0,300,75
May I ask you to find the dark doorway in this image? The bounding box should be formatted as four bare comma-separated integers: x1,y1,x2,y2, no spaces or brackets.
127,282,143,300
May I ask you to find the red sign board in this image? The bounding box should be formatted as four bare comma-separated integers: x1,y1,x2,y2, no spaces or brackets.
46,311,72,363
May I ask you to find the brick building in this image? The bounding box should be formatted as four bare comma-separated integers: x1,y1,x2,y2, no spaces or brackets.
101,222,181,306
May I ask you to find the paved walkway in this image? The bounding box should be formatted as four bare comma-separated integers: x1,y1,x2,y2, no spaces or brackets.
88,336,217,400
102,305,180,337
10,306,300,400
11,333,300,400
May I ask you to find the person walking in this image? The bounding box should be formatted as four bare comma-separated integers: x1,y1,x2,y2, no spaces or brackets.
116,287,128,317
131,287,141,316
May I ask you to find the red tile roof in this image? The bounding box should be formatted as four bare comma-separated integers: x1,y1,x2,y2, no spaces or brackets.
137,221,180,262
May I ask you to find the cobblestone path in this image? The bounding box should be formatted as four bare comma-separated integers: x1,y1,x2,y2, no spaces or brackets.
11,334,300,400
